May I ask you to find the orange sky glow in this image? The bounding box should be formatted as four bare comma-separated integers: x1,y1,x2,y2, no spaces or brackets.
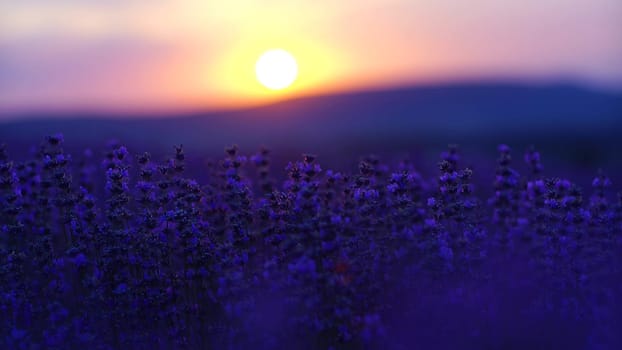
0,0,621,114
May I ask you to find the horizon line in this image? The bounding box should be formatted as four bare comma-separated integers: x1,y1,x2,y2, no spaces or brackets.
1,76,620,122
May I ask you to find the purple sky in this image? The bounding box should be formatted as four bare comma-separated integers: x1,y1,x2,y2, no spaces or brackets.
1,0,621,114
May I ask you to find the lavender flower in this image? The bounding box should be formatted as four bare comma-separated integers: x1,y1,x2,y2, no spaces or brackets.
0,136,619,349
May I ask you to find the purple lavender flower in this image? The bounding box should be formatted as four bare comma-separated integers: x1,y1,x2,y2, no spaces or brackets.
1,136,620,348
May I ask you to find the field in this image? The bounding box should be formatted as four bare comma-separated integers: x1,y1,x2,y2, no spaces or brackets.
2,0,622,346
1,134,621,349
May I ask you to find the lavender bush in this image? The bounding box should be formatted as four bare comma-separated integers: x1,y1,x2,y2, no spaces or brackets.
1,136,621,349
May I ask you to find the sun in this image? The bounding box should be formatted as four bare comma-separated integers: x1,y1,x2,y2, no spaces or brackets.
255,49,298,90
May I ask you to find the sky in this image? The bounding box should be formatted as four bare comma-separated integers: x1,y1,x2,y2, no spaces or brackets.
1,0,621,114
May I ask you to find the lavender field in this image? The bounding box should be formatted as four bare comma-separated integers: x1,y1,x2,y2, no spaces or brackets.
3,0,622,347
1,135,620,349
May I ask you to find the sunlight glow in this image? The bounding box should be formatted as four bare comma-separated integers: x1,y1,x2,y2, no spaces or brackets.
255,49,298,90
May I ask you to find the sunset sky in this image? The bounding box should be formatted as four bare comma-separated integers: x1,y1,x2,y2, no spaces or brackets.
1,0,621,113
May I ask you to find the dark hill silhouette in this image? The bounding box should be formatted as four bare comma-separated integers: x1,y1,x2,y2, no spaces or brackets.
1,82,621,168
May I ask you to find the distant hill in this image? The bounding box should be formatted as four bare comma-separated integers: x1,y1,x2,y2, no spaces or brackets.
1,82,621,168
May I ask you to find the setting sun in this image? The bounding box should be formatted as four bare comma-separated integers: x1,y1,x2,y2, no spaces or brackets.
255,49,298,90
